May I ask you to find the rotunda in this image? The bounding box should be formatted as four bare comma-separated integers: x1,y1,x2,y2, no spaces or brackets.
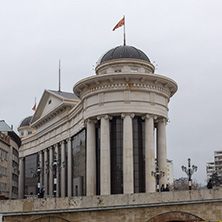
73,45,177,195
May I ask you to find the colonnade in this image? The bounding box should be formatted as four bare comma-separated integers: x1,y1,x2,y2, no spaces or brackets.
18,140,73,199
86,113,168,196
18,113,167,199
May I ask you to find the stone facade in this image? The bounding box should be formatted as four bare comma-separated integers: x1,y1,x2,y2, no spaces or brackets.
18,45,177,199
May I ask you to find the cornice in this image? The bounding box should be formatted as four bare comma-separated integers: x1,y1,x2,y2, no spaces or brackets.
20,107,85,151
73,73,177,99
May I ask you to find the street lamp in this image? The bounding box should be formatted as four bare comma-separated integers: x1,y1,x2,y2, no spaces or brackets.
181,158,197,190
152,166,165,192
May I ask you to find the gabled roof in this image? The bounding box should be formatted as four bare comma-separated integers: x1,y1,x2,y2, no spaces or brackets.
31,90,79,127
49,90,79,100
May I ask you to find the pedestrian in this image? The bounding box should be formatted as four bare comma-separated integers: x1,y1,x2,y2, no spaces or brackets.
165,184,170,191
207,180,213,189
161,184,165,192
39,185,45,198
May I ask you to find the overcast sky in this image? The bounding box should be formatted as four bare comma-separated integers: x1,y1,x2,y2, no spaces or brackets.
1,0,222,185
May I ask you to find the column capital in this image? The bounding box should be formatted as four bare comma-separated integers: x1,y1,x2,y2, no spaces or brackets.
121,113,135,119
65,137,71,143
156,117,168,124
38,150,42,155
142,114,157,120
85,118,97,126
97,114,113,121
60,140,66,146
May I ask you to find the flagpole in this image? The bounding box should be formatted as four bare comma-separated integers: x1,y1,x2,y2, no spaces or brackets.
123,15,126,46
59,60,61,92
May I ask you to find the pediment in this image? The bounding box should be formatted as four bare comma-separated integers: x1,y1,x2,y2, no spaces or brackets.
31,90,79,126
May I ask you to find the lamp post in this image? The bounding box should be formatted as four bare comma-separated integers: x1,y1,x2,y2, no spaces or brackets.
152,166,165,192
181,158,197,190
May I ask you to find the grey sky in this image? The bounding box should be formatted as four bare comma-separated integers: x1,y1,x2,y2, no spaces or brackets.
1,0,222,185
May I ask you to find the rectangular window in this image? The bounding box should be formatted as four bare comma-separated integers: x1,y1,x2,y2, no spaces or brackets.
13,147,19,157
24,154,38,196
71,129,86,196
12,173,18,182
133,116,145,193
1,150,8,161
110,117,123,194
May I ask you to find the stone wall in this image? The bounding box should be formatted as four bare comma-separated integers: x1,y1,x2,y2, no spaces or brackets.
1,189,222,221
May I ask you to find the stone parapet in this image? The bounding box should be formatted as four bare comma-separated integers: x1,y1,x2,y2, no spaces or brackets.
1,189,222,214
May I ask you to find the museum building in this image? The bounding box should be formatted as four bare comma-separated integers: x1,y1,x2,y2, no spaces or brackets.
18,45,177,198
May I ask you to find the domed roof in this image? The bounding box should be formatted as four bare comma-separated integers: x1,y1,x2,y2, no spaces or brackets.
97,45,150,65
19,116,32,127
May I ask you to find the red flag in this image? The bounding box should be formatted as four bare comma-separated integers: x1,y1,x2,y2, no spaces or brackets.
32,103,36,111
113,17,125,31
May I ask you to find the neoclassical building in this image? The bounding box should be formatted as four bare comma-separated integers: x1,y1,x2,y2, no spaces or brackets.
18,45,177,198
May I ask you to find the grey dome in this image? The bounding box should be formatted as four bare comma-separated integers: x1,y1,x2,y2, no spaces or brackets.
97,45,150,65
20,116,32,127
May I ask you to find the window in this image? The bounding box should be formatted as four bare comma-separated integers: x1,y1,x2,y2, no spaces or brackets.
12,160,18,169
13,147,19,157
0,166,7,176
1,150,8,160
12,186,18,194
110,117,123,194
114,69,122,73
72,129,86,196
133,116,145,193
28,131,32,135
0,183,7,192
131,68,138,72
12,173,18,182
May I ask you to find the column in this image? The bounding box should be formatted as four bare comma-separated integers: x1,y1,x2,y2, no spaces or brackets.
100,115,111,195
49,147,54,197
61,141,66,197
55,144,60,197
18,157,24,199
67,138,72,197
86,119,96,196
44,149,49,196
157,118,168,186
39,151,43,188
122,113,134,194
144,115,156,193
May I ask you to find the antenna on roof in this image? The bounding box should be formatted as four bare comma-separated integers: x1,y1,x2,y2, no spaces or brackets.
59,60,61,92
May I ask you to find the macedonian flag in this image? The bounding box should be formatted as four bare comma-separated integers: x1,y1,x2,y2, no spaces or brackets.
113,17,125,31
